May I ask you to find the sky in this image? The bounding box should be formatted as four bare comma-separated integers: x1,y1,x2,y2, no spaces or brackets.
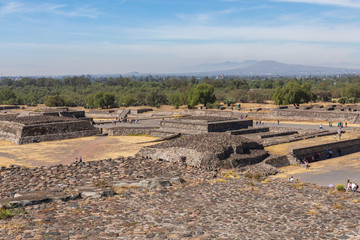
1,0,360,76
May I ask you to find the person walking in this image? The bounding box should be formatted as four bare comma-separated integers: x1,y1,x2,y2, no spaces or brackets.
346,179,351,191
338,128,342,140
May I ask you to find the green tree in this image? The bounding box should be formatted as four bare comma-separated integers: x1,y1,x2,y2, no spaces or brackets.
93,92,115,109
273,81,312,106
341,83,360,99
145,90,168,107
188,83,216,107
223,97,236,106
45,95,65,107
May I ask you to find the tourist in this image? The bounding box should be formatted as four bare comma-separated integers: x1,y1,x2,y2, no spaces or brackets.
75,157,78,163
305,160,309,170
296,179,299,183
277,120,279,125
79,156,82,163
345,122,348,127
319,124,323,130
338,128,342,140
346,179,351,191
326,149,333,159
288,176,294,182
351,182,356,192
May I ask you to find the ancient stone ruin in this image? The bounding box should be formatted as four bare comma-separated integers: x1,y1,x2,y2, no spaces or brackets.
138,133,268,170
151,116,253,137
0,113,99,144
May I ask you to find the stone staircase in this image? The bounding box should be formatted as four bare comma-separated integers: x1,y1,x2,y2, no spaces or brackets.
118,109,130,119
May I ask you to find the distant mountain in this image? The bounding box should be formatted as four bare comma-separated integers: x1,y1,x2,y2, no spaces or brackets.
182,60,258,72
183,60,360,76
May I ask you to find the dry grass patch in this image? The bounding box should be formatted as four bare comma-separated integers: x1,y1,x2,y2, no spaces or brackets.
308,209,319,216
292,182,306,190
334,202,344,209
0,135,159,167
221,171,240,179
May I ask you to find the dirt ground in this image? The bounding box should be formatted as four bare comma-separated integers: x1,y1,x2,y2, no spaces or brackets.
266,133,360,186
0,136,158,167
272,152,360,186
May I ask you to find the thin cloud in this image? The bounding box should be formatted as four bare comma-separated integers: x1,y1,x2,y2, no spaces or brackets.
121,23,360,44
176,8,237,24
0,1,100,18
273,0,360,8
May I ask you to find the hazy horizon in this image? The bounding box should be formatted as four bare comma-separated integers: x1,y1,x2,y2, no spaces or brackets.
1,0,360,76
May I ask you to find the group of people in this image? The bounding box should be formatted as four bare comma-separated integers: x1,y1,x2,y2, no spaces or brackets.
74,156,83,163
346,179,359,192
328,121,347,128
288,176,299,183
115,117,138,124
255,120,264,125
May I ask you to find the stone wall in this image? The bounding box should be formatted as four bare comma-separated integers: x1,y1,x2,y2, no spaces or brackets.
103,126,159,136
160,119,253,133
130,108,153,114
0,121,23,144
19,129,100,144
265,109,360,123
0,119,100,144
0,106,20,110
21,120,96,137
292,138,360,161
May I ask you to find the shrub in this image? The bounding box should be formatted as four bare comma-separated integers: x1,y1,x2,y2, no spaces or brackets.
0,205,26,219
336,184,345,192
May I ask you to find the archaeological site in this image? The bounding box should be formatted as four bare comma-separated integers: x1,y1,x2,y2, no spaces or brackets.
1,104,360,239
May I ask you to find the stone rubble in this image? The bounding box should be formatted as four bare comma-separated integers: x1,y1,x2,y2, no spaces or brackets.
0,157,359,239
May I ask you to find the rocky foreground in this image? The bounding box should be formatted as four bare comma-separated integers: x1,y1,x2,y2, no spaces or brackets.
0,158,360,240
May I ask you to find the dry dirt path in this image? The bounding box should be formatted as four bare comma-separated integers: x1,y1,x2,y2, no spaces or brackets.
0,135,158,167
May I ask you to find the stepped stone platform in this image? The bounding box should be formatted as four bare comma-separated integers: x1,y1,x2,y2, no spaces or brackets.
151,116,253,137
137,133,268,170
0,113,100,144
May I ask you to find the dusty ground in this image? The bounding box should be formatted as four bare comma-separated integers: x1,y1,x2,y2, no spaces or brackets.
0,136,158,167
265,133,360,186
273,152,360,186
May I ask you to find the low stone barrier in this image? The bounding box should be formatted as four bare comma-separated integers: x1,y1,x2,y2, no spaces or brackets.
265,109,360,123
292,138,360,161
103,126,159,136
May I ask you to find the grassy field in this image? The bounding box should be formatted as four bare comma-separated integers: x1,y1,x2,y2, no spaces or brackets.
0,135,158,167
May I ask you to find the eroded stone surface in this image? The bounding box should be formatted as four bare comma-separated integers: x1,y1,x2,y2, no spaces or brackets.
137,133,268,170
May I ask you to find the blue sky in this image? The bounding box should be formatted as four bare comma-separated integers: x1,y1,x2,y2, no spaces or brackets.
1,0,360,75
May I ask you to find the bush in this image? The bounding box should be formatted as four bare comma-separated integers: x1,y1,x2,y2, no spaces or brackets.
0,205,26,219
336,184,345,192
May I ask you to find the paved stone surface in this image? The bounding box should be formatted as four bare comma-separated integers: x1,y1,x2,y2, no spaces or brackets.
0,158,360,239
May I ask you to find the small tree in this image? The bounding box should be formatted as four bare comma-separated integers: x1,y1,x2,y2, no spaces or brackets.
223,97,236,106
45,95,65,107
188,83,216,107
92,92,115,109
273,81,313,106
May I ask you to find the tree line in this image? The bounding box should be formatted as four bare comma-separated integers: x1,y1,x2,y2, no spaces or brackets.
1,75,360,108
